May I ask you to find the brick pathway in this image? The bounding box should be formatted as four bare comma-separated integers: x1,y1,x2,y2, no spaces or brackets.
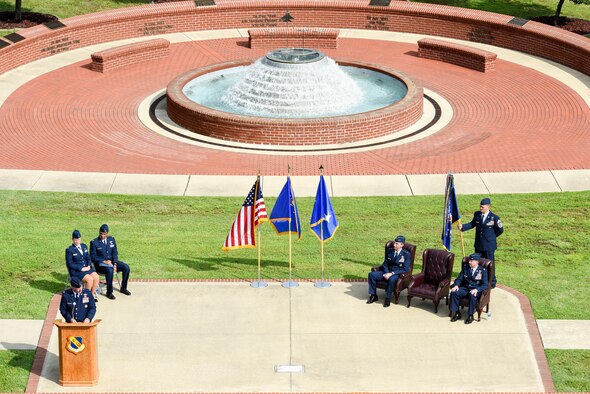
0,38,589,176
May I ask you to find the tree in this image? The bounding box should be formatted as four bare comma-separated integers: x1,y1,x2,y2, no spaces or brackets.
554,0,590,25
14,0,22,23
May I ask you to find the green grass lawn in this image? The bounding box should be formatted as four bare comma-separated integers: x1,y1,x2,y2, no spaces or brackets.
546,350,590,392
1,189,589,320
0,350,34,392
0,189,589,391
414,0,590,20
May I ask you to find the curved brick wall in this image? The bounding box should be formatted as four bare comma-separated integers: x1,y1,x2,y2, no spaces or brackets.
0,0,589,78
166,59,423,145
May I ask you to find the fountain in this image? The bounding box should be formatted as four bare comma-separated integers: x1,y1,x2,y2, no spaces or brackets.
166,48,424,146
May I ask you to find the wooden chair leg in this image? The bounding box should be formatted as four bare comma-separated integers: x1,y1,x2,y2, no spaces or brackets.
434,300,440,314
406,296,412,308
394,292,400,304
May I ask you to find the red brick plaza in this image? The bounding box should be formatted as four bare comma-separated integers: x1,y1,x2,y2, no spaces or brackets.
0,0,589,176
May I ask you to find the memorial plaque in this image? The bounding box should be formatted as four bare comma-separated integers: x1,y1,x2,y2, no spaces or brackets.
4,33,25,43
195,0,215,6
507,17,529,27
45,20,66,30
369,0,391,6
0,40,10,49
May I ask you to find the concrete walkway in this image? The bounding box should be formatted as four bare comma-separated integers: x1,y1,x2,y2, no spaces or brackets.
30,282,551,392
4,315,588,353
2,169,590,196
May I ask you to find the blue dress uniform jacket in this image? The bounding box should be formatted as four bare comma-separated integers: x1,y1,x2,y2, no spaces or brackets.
450,265,489,315
453,265,489,293
90,235,131,294
90,236,120,266
65,243,95,280
461,210,503,255
59,288,97,322
382,248,412,275
368,248,412,299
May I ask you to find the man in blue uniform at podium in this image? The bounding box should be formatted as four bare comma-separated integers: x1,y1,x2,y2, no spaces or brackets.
59,277,97,323
90,224,131,300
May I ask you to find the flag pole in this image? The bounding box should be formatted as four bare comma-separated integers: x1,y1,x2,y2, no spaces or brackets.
459,219,466,258
282,169,298,288
315,165,331,288
251,173,268,288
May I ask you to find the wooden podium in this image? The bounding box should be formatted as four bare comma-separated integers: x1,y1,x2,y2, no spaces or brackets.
54,319,101,386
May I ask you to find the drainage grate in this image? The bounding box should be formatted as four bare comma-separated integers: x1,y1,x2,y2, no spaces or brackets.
369,0,391,5
275,365,305,373
44,20,66,30
4,33,25,43
507,17,529,27
195,0,215,6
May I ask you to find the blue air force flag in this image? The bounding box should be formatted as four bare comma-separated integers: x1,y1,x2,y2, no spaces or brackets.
269,176,302,239
310,175,339,242
442,173,461,251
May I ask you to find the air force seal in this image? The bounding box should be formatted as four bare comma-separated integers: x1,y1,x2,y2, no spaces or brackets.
66,336,85,354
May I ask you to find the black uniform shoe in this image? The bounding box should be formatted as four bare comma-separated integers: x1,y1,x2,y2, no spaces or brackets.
450,312,462,322
367,294,379,304
94,297,98,302
106,293,116,300
465,315,474,324
120,288,131,296
383,298,391,308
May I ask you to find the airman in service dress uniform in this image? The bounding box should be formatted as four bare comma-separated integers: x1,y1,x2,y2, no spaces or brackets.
449,253,488,324
66,230,100,300
90,224,131,300
459,197,503,287
59,277,97,323
367,235,412,308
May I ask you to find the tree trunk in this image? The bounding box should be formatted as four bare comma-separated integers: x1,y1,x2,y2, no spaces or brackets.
553,0,565,25
15,0,22,23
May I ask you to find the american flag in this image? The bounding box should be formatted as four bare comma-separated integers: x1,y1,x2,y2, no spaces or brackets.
222,176,268,250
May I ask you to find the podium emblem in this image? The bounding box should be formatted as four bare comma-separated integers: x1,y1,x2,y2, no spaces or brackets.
66,336,85,354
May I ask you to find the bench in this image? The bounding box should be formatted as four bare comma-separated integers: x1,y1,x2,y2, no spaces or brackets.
90,38,170,73
417,38,497,72
249,27,339,49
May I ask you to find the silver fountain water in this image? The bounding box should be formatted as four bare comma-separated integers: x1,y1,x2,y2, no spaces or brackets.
219,48,363,118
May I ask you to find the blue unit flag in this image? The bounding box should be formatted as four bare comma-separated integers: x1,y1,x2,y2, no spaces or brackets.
269,176,302,239
310,175,339,242
442,173,461,251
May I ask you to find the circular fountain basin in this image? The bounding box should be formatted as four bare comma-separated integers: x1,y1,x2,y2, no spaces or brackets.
166,59,423,146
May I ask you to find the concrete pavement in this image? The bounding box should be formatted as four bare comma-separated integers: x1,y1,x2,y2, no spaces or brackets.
33,282,547,392
2,169,590,196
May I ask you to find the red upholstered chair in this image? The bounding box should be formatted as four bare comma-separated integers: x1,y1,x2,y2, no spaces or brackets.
406,249,454,313
457,257,494,321
371,242,417,304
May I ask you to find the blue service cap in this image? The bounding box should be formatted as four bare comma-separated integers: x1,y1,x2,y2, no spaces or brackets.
70,277,82,288
72,230,81,239
469,253,481,261
480,198,491,205
394,235,406,243
99,224,109,233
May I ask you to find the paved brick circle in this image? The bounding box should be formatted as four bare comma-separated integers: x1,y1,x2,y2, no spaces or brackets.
0,38,589,175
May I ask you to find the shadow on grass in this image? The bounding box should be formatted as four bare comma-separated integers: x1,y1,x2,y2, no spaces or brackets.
171,256,288,272
1,348,35,375
28,272,68,294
